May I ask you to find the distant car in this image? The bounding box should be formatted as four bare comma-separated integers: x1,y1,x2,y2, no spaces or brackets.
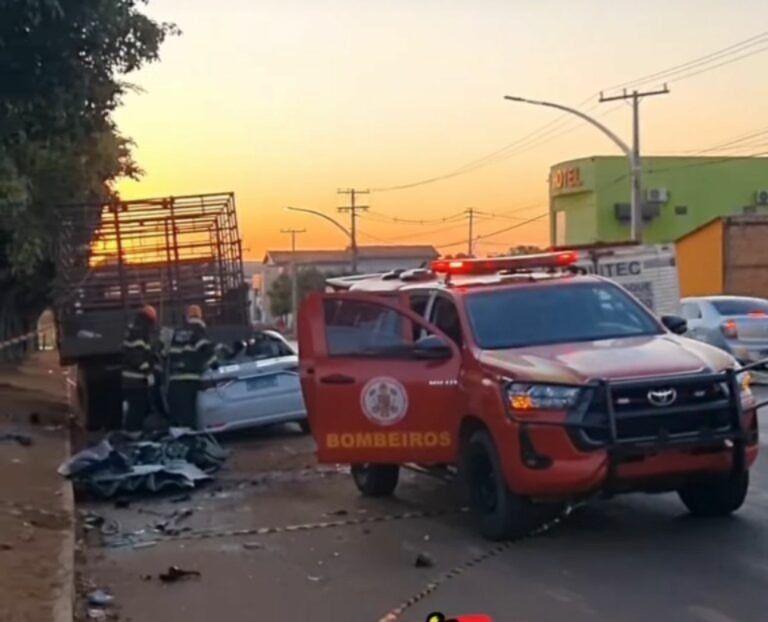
196,330,308,433
680,296,768,364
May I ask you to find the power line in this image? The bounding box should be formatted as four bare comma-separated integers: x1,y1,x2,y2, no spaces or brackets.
437,212,548,249
356,217,471,242
363,209,466,225
369,31,768,194
607,31,768,91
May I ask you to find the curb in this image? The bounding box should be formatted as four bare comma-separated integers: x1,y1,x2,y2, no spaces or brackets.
52,434,75,622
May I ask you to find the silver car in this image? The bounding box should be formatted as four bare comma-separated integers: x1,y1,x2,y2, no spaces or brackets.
196,330,308,433
680,295,768,364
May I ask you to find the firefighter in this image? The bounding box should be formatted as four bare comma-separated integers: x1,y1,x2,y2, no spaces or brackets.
121,305,158,431
167,305,216,428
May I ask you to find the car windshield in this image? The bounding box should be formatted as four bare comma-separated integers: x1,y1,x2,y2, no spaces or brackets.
465,281,662,349
711,298,768,316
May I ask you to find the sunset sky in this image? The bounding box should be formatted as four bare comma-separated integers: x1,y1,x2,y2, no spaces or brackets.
114,0,768,259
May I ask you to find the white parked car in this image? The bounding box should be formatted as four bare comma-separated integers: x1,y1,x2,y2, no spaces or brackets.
196,330,308,433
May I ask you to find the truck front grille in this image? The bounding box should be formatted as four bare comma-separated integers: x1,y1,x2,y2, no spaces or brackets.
580,377,734,446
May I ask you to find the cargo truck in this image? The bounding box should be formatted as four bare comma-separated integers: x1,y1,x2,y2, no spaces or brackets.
55,192,250,429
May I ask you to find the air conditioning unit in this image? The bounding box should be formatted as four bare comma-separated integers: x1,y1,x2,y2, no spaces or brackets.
646,187,669,203
755,189,768,205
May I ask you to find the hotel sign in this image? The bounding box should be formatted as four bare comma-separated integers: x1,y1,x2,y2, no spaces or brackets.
550,166,583,194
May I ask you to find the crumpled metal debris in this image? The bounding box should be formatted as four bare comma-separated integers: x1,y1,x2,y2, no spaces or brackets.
0,432,32,447
87,589,114,607
159,565,201,582
58,428,228,498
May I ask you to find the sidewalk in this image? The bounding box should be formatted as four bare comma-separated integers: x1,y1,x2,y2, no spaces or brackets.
0,351,74,622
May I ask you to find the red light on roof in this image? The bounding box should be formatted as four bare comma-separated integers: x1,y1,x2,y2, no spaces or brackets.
430,251,579,275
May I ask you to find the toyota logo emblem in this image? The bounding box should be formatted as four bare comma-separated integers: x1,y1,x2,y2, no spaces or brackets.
647,388,677,407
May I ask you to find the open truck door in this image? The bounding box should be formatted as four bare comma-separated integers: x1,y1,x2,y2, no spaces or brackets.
298,292,462,465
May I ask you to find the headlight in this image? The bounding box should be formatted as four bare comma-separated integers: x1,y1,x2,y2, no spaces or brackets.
506,382,582,411
741,372,753,398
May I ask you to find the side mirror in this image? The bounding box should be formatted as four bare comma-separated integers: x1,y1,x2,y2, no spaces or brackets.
413,335,453,360
661,315,688,335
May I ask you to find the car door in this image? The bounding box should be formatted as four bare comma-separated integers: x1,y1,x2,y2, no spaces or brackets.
298,292,462,465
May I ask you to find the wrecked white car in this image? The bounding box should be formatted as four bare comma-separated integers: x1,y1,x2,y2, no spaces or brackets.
196,331,308,433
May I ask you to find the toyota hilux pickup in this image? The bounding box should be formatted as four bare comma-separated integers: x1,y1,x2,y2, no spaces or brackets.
298,252,763,540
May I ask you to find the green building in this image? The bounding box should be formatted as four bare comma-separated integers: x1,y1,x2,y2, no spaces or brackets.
549,156,768,246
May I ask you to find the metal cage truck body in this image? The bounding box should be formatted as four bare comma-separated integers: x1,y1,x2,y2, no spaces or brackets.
55,193,250,429
298,252,763,540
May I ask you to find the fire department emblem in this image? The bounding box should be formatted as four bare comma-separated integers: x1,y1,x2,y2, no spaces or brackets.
360,377,409,426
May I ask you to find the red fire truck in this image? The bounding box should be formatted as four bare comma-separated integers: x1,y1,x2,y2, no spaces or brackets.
298,252,763,540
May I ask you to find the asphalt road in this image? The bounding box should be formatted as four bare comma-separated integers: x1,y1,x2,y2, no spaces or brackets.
78,387,768,622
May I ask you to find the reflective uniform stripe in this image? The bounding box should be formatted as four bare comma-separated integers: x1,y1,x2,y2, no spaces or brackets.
123,340,151,350
168,345,197,354
122,370,151,380
169,373,203,382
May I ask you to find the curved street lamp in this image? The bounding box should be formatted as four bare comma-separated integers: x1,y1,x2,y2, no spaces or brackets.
504,95,641,242
284,206,358,272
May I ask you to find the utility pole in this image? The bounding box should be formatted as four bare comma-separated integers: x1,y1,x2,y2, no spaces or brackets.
599,85,670,243
280,228,305,331
337,188,369,273
465,207,475,256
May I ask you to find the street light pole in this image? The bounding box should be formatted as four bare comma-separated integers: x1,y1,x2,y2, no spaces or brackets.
284,206,353,242
280,228,305,331
504,95,639,242
598,86,670,243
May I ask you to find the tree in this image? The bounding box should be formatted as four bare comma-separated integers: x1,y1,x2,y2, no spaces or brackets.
267,266,328,321
0,0,176,349
267,273,292,320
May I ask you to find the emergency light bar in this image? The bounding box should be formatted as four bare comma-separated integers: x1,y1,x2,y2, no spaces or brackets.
430,251,579,275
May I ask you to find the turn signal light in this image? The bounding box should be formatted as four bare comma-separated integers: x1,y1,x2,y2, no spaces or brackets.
430,251,579,275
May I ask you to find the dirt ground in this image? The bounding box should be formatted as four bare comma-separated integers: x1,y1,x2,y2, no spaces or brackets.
75,391,768,622
0,352,74,622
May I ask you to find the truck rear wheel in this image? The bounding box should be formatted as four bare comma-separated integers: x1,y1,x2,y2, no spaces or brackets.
678,471,749,517
463,428,552,541
351,463,399,497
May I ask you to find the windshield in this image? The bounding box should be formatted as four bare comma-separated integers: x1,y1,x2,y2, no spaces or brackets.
711,298,768,316
465,281,662,349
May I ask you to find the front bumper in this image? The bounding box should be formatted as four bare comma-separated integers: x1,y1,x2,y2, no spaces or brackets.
501,366,763,498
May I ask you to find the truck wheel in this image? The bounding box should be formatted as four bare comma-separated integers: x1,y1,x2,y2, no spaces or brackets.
678,471,749,517
463,428,546,541
351,464,399,497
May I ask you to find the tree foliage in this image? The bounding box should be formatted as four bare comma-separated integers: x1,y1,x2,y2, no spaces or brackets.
267,267,328,319
0,0,175,343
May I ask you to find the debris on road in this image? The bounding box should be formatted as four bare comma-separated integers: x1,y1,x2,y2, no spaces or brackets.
414,552,435,568
158,565,201,583
242,541,264,550
0,432,33,447
58,428,228,498
87,589,114,607
132,541,158,550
